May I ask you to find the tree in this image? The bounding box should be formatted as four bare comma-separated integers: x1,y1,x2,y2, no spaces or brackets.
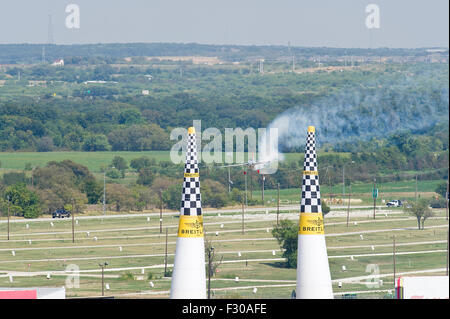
435,181,448,198
2,172,27,186
31,160,93,212
130,156,153,171
5,184,41,219
322,201,331,215
272,219,298,268
36,136,55,152
136,168,154,186
403,199,434,230
162,184,183,210
106,183,135,212
82,134,111,151
204,237,223,282
112,156,128,172
202,179,228,208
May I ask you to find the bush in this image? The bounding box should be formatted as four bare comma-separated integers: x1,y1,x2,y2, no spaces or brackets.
105,168,121,179
164,269,172,277
322,201,331,215
271,219,298,268
429,197,447,208
120,272,135,281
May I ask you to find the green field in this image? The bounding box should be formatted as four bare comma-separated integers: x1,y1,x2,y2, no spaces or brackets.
0,151,347,173
0,205,448,299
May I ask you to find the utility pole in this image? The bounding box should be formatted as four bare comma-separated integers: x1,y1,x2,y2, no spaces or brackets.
373,178,377,220
393,236,396,290
228,167,231,194
250,171,253,200
446,229,449,276
103,171,106,215
242,199,245,234
347,185,352,226
207,247,214,299
244,171,248,207
277,183,280,226
103,166,115,216
415,174,418,202
71,198,75,243
261,175,265,205
159,189,163,234
343,161,355,199
7,195,10,241
342,165,345,197
164,228,168,276
99,262,108,296
445,177,448,221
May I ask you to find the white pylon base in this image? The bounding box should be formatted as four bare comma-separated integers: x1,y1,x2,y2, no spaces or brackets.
296,234,333,299
170,237,206,299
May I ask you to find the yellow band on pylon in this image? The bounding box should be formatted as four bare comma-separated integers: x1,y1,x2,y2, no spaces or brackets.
178,215,204,238
184,172,199,178
298,213,324,235
188,127,196,134
303,170,318,175
307,126,315,133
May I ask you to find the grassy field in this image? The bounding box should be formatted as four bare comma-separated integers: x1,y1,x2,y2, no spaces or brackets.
0,151,346,173
0,205,448,299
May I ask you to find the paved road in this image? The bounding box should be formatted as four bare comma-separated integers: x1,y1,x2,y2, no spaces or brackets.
0,204,385,224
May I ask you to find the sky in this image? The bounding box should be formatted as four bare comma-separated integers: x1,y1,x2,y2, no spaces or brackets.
0,0,448,48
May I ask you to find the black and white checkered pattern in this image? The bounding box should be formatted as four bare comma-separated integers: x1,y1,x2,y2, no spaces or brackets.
181,132,202,216
300,130,322,213
303,132,317,172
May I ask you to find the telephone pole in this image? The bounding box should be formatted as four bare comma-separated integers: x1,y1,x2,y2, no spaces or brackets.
7,195,10,241
445,177,448,221
164,228,168,276
261,175,265,205
277,183,280,225
159,189,163,234
228,167,231,194
242,200,245,234
373,178,377,220
446,229,448,276
393,236,396,290
71,198,75,243
415,174,418,202
207,247,214,299
346,186,351,227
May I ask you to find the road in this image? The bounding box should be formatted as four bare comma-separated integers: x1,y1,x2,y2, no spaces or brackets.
0,204,387,224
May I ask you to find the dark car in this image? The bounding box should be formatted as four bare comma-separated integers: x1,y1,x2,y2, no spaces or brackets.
52,209,71,218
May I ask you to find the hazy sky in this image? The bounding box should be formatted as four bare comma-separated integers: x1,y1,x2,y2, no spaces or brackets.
0,0,448,48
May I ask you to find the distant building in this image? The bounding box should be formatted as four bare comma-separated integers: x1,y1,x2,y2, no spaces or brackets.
83,80,118,84
28,80,47,87
51,59,64,67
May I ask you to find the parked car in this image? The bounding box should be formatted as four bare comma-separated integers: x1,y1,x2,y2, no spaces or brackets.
52,209,71,218
386,200,403,207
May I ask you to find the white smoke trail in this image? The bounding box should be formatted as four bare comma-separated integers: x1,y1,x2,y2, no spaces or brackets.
259,81,449,162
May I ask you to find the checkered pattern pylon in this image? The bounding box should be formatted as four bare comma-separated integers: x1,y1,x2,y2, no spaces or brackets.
180,130,202,216
300,129,322,213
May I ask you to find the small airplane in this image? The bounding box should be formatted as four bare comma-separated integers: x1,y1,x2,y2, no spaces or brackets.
219,153,271,172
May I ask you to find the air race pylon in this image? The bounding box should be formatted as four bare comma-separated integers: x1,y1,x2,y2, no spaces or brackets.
170,127,206,299
296,126,333,299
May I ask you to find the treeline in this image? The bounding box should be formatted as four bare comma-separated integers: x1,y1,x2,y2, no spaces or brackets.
1,63,448,154
0,43,439,64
